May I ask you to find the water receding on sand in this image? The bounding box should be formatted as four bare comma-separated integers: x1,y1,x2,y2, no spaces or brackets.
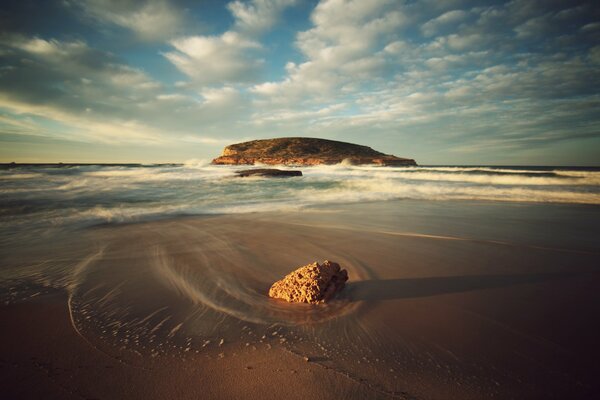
2,198,600,398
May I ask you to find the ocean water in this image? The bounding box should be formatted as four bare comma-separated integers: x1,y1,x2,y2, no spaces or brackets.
1,163,599,238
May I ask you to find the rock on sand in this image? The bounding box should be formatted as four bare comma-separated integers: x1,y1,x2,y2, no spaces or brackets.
268,260,348,304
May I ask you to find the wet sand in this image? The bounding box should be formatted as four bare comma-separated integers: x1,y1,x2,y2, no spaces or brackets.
0,293,377,400
1,200,600,399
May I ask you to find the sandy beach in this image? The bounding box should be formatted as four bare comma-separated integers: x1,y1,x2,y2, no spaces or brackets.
2,199,599,399
1,292,380,400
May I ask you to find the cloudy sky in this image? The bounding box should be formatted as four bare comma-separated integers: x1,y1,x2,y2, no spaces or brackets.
0,0,599,164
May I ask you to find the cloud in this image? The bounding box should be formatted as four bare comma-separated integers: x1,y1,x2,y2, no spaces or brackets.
163,0,297,85
0,35,169,143
228,0,297,35
164,32,263,84
253,1,599,157
67,0,187,41
241,0,600,163
251,0,407,103
0,34,247,146
0,35,159,109
251,103,347,125
421,9,468,37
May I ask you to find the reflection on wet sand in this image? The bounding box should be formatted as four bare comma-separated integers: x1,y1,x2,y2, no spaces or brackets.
2,200,600,399
346,272,578,301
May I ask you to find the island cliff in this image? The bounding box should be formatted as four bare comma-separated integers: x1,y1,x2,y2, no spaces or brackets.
211,137,417,166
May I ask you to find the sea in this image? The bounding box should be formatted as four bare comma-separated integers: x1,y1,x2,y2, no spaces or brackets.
1,162,599,238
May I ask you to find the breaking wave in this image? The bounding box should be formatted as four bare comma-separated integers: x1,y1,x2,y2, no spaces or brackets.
0,164,598,237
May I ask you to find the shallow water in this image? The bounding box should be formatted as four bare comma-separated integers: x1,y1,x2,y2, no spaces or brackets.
1,164,599,244
2,196,599,398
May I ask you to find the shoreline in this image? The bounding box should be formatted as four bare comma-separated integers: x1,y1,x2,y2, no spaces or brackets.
1,292,383,400
1,200,599,398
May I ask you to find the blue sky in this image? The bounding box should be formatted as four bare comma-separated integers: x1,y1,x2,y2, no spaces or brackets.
0,0,599,164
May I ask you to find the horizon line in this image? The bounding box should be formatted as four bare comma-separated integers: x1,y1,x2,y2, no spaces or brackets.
1,162,599,168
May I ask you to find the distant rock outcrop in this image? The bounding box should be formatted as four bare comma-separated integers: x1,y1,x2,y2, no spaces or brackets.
268,260,348,304
211,137,417,166
235,168,302,178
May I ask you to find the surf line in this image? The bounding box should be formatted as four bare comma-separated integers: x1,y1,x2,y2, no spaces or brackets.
375,230,597,255
280,221,596,255
66,246,149,370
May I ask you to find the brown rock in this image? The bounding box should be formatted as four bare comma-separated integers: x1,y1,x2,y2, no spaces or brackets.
211,137,417,166
235,168,302,177
268,260,348,304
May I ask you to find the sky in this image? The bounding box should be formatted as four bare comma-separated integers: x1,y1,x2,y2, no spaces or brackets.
0,0,599,165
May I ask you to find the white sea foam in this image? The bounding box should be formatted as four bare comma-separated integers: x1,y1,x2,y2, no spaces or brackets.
389,171,595,186
183,158,210,168
0,165,598,231
283,178,599,206
0,172,44,180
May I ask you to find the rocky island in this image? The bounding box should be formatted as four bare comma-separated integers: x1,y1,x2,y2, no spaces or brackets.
211,137,417,166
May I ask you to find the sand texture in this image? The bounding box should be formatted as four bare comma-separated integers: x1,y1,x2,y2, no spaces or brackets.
1,200,599,399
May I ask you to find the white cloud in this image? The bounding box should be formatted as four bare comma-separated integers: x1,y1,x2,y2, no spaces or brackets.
514,13,552,39
18,37,88,56
200,86,238,104
164,32,263,84
421,9,468,37
581,22,600,32
70,0,186,41
1,44,167,136
251,0,407,104
163,0,297,85
383,40,408,54
228,0,297,35
0,94,167,144
251,103,347,124
0,35,251,146
156,93,190,101
6,35,159,94
446,33,486,50
180,136,230,146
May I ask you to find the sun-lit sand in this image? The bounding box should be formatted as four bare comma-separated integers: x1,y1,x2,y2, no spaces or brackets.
2,199,599,399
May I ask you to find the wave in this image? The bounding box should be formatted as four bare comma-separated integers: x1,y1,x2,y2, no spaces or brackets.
304,165,600,185
0,165,598,234
394,166,560,174
389,171,597,186
183,158,210,168
0,172,44,179
279,177,599,207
